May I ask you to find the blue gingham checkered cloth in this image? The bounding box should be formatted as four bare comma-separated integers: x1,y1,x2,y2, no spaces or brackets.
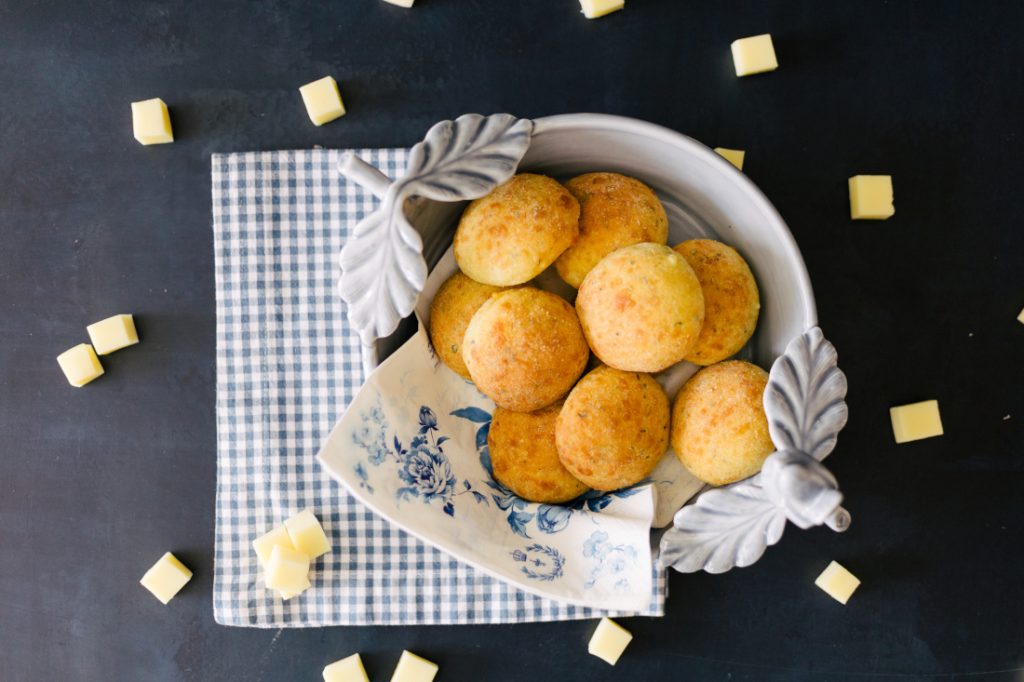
211,149,667,626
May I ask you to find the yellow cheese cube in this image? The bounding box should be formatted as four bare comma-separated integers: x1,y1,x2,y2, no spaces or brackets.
849,175,894,220
139,552,193,605
1017,306,1024,324
299,76,346,126
252,525,296,569
278,576,311,600
285,509,332,558
131,98,174,145
390,651,438,682
588,617,633,665
579,0,624,19
890,399,943,444
57,343,104,387
323,653,370,682
86,314,139,355
381,0,414,6
815,560,861,605
731,34,778,77
265,544,310,592
714,147,745,171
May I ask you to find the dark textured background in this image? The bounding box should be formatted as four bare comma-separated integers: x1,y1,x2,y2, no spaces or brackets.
2,1,1022,680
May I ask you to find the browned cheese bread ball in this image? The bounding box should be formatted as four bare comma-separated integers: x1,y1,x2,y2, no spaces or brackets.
555,365,670,491
556,172,669,288
575,242,705,373
428,272,506,380
463,287,589,412
671,360,775,485
453,173,580,286
488,402,590,503
673,239,760,366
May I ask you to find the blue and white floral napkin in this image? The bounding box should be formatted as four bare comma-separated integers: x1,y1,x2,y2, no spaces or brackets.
211,148,667,627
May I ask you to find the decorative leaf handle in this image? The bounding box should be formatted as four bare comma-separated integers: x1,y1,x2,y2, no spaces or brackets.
337,114,534,346
659,327,851,574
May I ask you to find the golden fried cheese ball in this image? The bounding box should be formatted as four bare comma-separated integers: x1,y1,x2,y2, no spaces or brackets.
673,239,760,366
454,173,580,286
489,402,589,503
556,172,669,288
671,360,775,485
555,366,670,491
575,242,705,373
463,287,588,412
429,272,506,380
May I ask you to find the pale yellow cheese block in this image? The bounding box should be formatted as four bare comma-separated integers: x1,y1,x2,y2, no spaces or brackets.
815,560,861,604
890,400,943,444
381,0,414,6
252,525,296,569
278,575,312,601
131,98,174,145
299,76,346,126
588,617,633,665
140,552,193,604
285,509,332,558
57,343,104,387
849,175,894,220
731,34,778,76
323,653,370,682
86,314,139,355
714,147,746,170
1017,306,1024,324
265,544,310,592
390,650,438,682
580,0,624,19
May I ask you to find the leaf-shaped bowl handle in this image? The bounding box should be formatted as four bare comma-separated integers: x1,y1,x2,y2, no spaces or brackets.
337,114,534,353
658,326,851,574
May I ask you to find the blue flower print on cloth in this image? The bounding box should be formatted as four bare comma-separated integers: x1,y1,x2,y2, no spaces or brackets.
584,531,640,590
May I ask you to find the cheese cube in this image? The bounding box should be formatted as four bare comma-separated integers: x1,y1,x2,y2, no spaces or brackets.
815,560,861,605
588,617,633,665
890,400,943,444
849,175,894,220
390,651,438,682
278,576,311,600
285,509,332,558
731,34,778,77
139,552,193,604
252,525,296,569
131,98,174,145
86,314,139,355
323,653,370,682
714,147,745,171
57,343,104,387
265,544,310,592
381,0,414,6
580,0,624,19
299,76,346,126
1017,306,1024,324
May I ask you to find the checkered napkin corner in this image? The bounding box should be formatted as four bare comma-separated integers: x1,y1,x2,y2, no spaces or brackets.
210,148,667,626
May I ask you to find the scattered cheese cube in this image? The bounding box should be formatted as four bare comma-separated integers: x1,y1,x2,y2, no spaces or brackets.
390,651,438,682
580,0,624,19
131,98,174,145
815,560,861,605
278,576,312,601
381,0,414,6
714,147,745,171
890,399,943,444
139,552,193,605
731,34,778,77
285,509,332,558
86,314,139,355
265,544,310,592
588,617,633,666
252,525,296,569
849,175,894,220
299,76,346,126
1017,306,1024,324
323,653,370,682
57,343,104,387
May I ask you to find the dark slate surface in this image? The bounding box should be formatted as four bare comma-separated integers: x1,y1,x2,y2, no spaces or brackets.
2,1,1022,680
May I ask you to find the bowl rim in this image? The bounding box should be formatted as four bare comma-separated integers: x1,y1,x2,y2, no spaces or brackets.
529,112,818,329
